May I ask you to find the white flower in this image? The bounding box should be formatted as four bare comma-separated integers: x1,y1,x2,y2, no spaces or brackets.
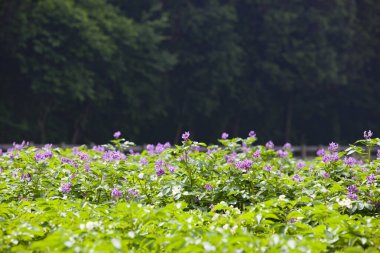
278,195,287,201
138,173,144,179
223,224,230,230
336,198,352,208
203,242,216,252
128,231,135,238
85,221,99,230
172,186,182,195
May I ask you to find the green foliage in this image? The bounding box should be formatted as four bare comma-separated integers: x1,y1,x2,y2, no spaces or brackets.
0,133,380,252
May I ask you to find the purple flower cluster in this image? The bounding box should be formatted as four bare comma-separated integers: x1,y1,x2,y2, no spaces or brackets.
344,157,357,167
265,141,274,149
252,150,261,159
146,142,171,155
322,172,330,178
12,141,29,151
84,163,90,172
113,131,121,139
296,161,305,169
76,151,89,161
128,189,140,197
61,182,72,193
167,164,176,173
61,157,78,168
34,149,53,162
264,165,273,171
367,174,376,185
111,188,122,198
21,173,32,182
322,152,339,163
182,131,190,141
235,159,253,171
204,183,213,191
283,143,292,149
248,130,256,138
363,130,373,139
225,152,237,164
277,150,288,158
92,145,106,152
140,157,148,166
292,174,302,182
221,132,229,139
377,150,380,159
328,142,339,152
316,149,325,156
102,151,126,162
347,185,358,200
155,160,166,176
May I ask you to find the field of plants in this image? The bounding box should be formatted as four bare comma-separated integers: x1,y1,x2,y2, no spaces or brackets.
0,131,379,252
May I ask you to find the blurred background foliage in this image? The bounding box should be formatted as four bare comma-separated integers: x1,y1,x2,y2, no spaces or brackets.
0,0,379,145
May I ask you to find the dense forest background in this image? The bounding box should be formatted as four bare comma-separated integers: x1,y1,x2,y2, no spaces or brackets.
0,0,379,145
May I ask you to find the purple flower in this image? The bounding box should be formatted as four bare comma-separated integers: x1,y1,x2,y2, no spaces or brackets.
155,160,166,176
292,174,302,182
61,157,78,168
322,172,330,178
204,184,213,191
146,144,155,155
155,143,165,154
289,218,298,223
111,188,122,198
84,163,90,172
367,174,376,185
347,185,358,194
128,189,140,197
140,157,148,166
77,151,89,161
322,153,339,163
283,143,292,149
296,161,305,169
21,173,32,182
34,150,53,162
92,145,106,152
61,183,72,193
164,142,171,149
264,165,273,171
364,130,373,139
253,150,261,158
113,131,121,139
347,192,358,200
249,131,256,138
377,150,380,159
344,157,357,167
265,141,274,149
156,167,165,177
328,142,339,152
235,159,253,171
12,141,29,150
102,151,126,162
277,150,288,158
316,149,325,156
221,132,229,139
182,131,190,141
225,152,237,163
168,165,176,173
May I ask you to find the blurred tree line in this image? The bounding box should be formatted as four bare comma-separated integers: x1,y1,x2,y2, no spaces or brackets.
0,0,379,145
